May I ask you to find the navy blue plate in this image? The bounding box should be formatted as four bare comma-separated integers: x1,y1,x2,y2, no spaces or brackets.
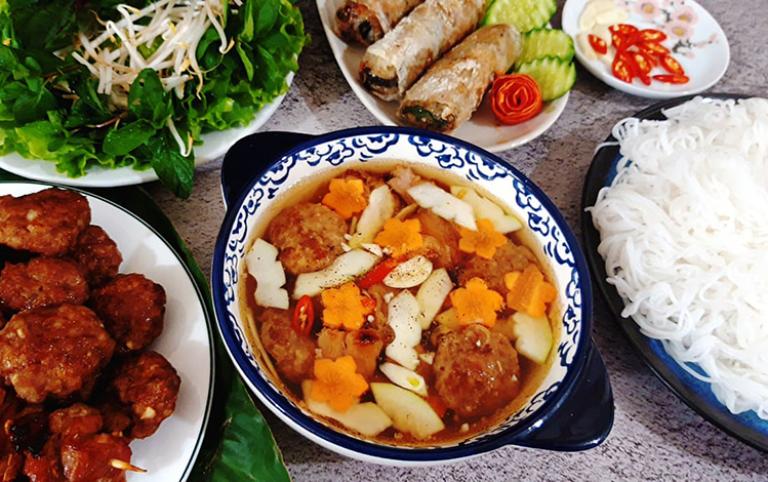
580,93,768,453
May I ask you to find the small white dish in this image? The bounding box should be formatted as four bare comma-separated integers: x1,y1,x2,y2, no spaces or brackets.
315,0,569,153
0,183,214,481
0,76,292,188
563,0,729,99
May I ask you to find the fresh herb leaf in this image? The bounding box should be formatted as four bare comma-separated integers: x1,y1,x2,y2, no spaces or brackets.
103,120,155,156
0,0,307,196
128,68,173,129
148,131,194,199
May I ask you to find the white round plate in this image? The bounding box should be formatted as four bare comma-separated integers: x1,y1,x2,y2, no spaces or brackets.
315,0,569,152
0,76,292,188
563,0,729,98
0,183,214,481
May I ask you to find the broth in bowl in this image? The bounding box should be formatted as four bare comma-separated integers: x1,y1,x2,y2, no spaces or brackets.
239,163,560,445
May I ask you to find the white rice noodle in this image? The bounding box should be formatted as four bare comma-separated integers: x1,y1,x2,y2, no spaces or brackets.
588,96,768,419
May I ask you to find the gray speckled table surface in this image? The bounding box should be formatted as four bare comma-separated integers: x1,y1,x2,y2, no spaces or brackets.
148,1,768,480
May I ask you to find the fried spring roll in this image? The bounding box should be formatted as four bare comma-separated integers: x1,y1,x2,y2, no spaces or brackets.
333,0,424,46
397,24,522,132
359,0,487,101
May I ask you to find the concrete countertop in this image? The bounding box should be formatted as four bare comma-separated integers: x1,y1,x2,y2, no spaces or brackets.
148,1,768,480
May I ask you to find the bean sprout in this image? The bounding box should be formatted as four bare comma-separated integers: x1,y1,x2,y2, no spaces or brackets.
72,0,236,155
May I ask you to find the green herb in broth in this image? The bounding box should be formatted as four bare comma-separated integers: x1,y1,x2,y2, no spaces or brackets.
239,162,559,445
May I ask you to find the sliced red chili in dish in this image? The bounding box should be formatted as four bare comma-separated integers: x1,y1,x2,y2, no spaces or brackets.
588,34,608,55
652,74,690,84
292,295,315,336
659,54,686,75
358,258,398,290
609,24,639,36
612,51,635,83
638,41,671,57
638,29,667,43
631,52,653,74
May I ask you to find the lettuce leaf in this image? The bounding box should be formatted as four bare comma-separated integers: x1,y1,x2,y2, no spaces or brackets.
0,0,307,197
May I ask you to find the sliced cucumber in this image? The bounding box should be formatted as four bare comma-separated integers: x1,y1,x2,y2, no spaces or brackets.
483,0,557,33
517,56,576,101
517,28,574,67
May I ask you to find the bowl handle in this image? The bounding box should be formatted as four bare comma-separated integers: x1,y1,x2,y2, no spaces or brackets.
220,131,316,209
505,342,614,451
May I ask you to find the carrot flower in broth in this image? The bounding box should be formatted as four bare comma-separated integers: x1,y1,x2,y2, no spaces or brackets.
322,178,368,219
458,219,507,259
320,282,371,330
374,218,423,257
449,278,504,327
310,356,369,411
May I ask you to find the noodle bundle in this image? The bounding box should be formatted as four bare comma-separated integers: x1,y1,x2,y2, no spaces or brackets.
589,97,768,419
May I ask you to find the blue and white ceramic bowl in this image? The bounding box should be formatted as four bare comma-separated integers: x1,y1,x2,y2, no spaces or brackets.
212,127,613,465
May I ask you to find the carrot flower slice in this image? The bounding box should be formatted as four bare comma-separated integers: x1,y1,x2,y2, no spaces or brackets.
505,264,557,317
374,218,423,257
322,178,367,219
449,278,504,328
310,356,369,412
490,74,543,125
321,282,370,331
458,218,507,259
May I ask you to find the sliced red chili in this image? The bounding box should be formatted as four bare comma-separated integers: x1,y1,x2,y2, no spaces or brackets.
358,258,398,290
638,29,667,43
631,51,653,74
660,54,686,75
609,24,639,36
653,74,690,84
292,295,315,336
612,31,639,51
612,51,635,83
638,41,670,57
588,34,608,55
638,72,652,85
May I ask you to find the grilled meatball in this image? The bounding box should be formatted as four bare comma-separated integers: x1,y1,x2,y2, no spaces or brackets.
413,209,463,268
265,203,347,274
49,404,103,438
0,257,89,312
97,401,132,437
91,274,166,352
259,308,316,384
0,189,90,256
61,433,132,482
22,437,62,482
433,324,521,419
458,240,536,294
112,351,180,439
317,327,392,380
0,305,115,403
70,226,122,287
0,388,22,482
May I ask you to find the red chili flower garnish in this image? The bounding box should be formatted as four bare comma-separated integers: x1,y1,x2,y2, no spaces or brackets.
490,74,544,125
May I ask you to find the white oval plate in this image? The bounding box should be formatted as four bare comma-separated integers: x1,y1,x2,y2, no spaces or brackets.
563,0,729,99
316,0,569,152
0,76,292,188
0,183,214,481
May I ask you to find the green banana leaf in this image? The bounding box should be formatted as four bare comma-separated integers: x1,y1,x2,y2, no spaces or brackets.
0,170,290,482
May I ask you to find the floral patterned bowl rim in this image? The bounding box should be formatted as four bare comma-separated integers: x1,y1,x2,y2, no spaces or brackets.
211,127,613,465
562,0,730,99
